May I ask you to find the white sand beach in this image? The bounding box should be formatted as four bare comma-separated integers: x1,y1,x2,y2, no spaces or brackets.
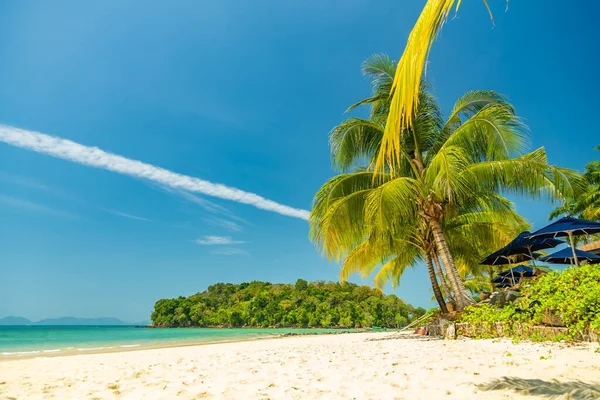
1,332,599,400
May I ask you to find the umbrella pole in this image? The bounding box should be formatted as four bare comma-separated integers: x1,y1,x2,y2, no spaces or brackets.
509,259,516,288
568,231,579,267
527,247,537,268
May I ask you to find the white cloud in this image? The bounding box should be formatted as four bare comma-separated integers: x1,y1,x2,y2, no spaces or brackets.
195,235,245,245
204,216,243,232
211,248,247,256
0,194,79,219
153,183,232,215
0,125,311,220
102,209,151,222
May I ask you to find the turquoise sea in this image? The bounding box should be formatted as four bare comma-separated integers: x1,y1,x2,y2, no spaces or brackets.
0,326,348,358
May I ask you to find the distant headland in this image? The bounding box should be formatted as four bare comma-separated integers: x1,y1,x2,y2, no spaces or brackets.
0,316,150,326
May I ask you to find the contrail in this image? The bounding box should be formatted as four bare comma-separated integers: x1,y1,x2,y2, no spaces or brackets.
0,125,310,220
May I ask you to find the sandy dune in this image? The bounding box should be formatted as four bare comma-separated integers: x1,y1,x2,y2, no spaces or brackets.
1,332,599,399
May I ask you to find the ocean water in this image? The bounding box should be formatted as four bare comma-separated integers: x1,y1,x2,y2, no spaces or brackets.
0,326,347,358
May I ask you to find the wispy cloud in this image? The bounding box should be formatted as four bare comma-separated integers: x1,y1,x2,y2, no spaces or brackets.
0,172,72,200
204,216,243,232
0,171,52,191
102,209,151,222
154,183,230,214
195,235,245,245
211,248,247,256
0,125,310,220
150,183,249,225
0,194,79,219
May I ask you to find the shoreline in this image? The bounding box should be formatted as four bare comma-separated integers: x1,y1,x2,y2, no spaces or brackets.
0,328,374,361
2,332,598,399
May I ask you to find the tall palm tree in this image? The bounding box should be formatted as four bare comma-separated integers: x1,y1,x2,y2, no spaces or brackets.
332,203,526,311
377,0,502,174
310,55,579,310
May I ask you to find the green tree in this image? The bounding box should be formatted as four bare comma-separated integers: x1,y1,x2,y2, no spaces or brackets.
150,279,419,328
310,55,579,310
295,279,309,291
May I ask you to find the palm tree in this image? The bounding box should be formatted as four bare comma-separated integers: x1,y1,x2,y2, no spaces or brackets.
377,0,502,174
550,145,600,221
334,204,526,311
310,55,579,310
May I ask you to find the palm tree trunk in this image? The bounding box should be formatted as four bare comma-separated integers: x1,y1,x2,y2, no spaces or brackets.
487,266,494,292
429,219,475,310
433,252,453,302
426,252,448,313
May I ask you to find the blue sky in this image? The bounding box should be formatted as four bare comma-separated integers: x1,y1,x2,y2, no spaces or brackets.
0,1,598,322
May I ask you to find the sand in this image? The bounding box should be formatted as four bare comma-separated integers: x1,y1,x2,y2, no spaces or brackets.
1,332,599,400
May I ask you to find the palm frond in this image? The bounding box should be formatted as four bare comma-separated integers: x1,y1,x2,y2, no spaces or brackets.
461,148,581,201
372,250,419,290
364,177,419,233
376,0,500,173
427,90,515,160
376,0,459,174
330,118,384,171
425,145,471,203
438,104,530,161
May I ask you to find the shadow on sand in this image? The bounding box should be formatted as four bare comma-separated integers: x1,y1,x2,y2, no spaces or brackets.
477,377,600,399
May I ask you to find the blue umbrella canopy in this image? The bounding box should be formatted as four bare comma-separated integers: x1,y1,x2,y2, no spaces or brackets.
492,275,520,284
480,252,541,266
529,217,600,239
492,266,537,289
529,217,600,266
540,247,600,265
497,265,537,277
494,278,520,288
480,231,562,266
504,232,564,255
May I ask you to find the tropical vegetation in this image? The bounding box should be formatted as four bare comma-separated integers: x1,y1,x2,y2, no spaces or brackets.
460,264,600,340
150,280,426,328
309,54,578,311
550,145,600,221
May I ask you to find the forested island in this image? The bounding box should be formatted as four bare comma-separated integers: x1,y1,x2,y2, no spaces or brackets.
151,280,426,328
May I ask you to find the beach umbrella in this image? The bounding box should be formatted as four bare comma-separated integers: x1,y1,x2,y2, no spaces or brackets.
480,252,540,266
540,247,600,265
480,231,563,267
528,217,600,267
492,275,520,284
481,254,540,287
494,279,518,289
504,232,563,267
491,265,537,289
497,265,537,278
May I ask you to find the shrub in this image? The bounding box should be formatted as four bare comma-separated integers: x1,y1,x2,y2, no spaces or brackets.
524,265,600,333
460,264,600,341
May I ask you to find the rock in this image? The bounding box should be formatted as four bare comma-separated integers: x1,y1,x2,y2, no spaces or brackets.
505,290,519,303
425,318,451,337
541,309,565,327
444,324,457,340
489,292,503,306
490,290,520,307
